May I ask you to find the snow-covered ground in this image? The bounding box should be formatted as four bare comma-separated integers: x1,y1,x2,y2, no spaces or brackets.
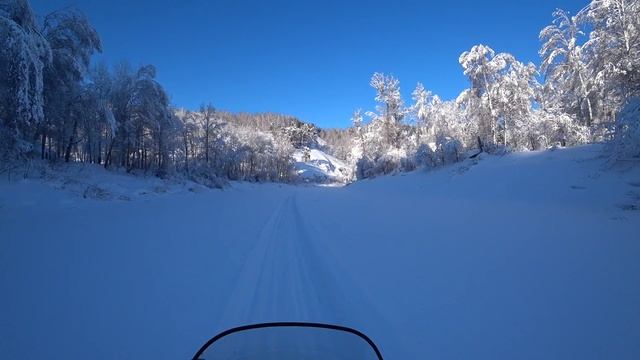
1,144,639,359
293,148,351,183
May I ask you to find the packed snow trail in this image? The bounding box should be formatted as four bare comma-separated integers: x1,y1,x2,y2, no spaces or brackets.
217,193,398,352
1,145,640,359
218,193,343,324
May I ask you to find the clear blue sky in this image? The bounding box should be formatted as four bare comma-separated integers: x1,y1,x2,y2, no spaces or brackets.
31,0,587,128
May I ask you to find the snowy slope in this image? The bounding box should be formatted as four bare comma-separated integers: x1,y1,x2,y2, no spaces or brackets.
1,145,640,360
292,148,351,183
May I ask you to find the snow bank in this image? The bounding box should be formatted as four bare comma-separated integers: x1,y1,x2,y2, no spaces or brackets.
0,161,212,202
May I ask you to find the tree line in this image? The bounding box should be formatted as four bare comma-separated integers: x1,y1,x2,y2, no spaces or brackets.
322,0,640,179
0,0,323,184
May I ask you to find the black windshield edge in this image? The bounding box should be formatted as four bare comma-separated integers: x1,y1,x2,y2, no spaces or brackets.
192,321,384,360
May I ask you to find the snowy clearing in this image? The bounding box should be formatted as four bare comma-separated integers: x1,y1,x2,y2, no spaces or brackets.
1,144,640,359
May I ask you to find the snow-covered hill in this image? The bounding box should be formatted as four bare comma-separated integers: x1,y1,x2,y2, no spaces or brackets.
292,148,351,183
1,145,639,360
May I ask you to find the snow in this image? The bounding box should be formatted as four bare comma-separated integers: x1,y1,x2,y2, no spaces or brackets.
293,148,351,183
614,97,640,159
0,162,211,202
1,144,640,360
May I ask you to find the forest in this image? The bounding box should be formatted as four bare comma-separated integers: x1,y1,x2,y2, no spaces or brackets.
1,0,639,184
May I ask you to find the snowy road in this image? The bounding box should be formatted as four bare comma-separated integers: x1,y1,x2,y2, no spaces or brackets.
2,145,640,359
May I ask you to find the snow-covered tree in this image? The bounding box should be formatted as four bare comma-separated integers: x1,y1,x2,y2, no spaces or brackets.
492,57,539,149
350,108,365,159
580,0,640,123
0,0,51,154
528,109,590,149
199,103,217,164
352,108,363,129
459,45,539,150
539,9,596,126
129,65,177,175
83,63,116,164
283,122,317,148
411,83,435,142
368,72,405,149
612,97,640,159
458,45,504,147
411,83,432,125
42,7,101,162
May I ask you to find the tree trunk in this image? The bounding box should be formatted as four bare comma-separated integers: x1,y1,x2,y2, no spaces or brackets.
97,139,102,165
504,119,508,147
40,127,47,160
48,136,53,160
578,72,594,126
183,131,190,174
205,119,210,164
64,119,78,163
483,72,496,144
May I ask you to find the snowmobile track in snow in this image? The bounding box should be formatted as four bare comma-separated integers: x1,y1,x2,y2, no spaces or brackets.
218,192,346,326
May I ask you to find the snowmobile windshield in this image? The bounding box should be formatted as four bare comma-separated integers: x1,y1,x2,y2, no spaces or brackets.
192,322,383,360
